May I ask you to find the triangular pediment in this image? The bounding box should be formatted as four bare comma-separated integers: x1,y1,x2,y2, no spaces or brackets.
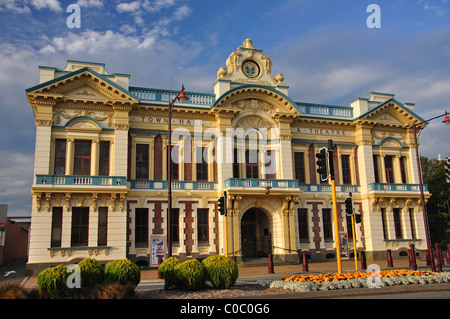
64,85,107,100
357,99,424,128
26,67,139,105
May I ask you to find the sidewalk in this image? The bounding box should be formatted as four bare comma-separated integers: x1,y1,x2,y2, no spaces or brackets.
20,258,444,289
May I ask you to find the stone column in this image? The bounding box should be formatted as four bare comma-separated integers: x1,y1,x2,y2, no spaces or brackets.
66,138,74,175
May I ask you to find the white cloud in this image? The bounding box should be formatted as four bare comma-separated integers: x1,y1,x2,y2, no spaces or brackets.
174,4,192,20
76,0,103,8
0,151,34,216
31,0,62,12
0,0,31,13
50,30,141,54
142,0,175,12
423,2,447,17
117,1,140,13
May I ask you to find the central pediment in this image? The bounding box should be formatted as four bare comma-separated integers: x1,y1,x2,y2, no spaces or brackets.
212,85,301,118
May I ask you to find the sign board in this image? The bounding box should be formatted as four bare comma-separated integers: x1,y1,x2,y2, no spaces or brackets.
339,232,349,258
150,235,165,265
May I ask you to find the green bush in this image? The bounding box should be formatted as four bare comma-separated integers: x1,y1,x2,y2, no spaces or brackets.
78,258,104,289
158,256,181,289
174,259,205,291
104,259,141,287
37,265,72,299
202,255,239,288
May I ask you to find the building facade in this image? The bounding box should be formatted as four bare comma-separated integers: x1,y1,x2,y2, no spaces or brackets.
26,39,430,274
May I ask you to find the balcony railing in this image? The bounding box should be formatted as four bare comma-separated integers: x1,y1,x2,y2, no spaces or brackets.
368,183,428,192
296,102,353,119
298,184,360,193
129,180,217,191
224,178,300,189
129,87,215,106
35,175,127,187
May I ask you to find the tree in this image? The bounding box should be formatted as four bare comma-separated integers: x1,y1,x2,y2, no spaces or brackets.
420,156,450,244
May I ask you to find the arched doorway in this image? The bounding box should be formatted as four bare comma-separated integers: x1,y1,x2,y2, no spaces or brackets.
240,208,272,259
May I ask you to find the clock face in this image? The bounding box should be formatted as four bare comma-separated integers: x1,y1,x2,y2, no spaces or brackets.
242,60,260,78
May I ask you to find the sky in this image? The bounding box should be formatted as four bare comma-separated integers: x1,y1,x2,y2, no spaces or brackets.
0,0,449,216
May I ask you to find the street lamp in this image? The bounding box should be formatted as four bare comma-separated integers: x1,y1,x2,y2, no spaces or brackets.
167,85,188,258
412,110,449,272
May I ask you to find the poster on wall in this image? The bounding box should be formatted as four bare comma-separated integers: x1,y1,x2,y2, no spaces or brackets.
339,233,349,258
151,235,165,265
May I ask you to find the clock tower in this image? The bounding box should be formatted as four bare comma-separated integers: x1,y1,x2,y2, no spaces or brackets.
213,39,289,97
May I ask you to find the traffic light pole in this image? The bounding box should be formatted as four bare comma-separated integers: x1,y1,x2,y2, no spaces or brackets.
351,214,358,271
328,140,342,274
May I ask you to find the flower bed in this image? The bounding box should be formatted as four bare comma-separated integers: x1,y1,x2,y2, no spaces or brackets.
257,269,450,292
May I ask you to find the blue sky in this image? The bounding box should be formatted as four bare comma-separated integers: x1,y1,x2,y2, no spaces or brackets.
0,0,449,216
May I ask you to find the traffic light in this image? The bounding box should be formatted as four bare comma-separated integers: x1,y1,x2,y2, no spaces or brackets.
445,157,450,183
344,196,353,216
355,214,362,224
316,147,328,182
218,196,226,216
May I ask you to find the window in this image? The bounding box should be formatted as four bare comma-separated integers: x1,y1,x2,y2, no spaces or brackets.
341,155,352,184
98,207,108,246
71,207,89,246
135,208,148,246
197,208,209,244
99,142,110,176
233,148,240,178
393,208,403,239
384,155,394,183
400,156,408,184
136,144,149,180
168,146,179,181
265,150,276,179
171,208,180,244
51,207,63,247
294,152,305,184
54,139,66,175
196,147,208,181
245,149,258,178
74,141,91,176
298,208,308,242
409,208,417,239
381,208,388,239
373,155,380,183
322,208,333,241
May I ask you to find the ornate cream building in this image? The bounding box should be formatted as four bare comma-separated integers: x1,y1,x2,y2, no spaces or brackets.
26,39,430,274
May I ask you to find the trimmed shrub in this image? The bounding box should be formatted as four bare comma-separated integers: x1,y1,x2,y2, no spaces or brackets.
37,264,72,299
202,255,239,288
104,259,141,287
78,258,104,289
174,259,205,291
158,256,181,289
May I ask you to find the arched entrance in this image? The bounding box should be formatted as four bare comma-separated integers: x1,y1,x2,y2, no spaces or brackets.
240,208,272,259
